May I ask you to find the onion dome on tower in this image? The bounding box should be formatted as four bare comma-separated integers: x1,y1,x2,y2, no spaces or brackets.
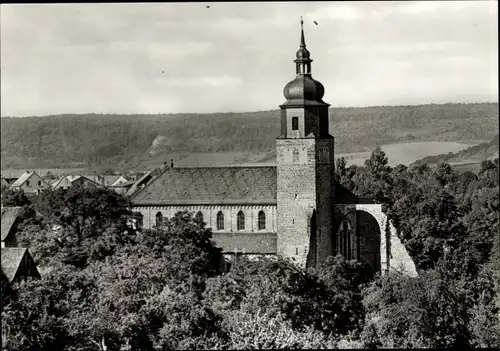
282,17,328,106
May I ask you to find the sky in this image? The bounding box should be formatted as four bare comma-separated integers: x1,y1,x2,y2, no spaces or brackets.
1,1,498,117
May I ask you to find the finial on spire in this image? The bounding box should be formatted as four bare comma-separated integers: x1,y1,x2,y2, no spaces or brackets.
300,16,306,48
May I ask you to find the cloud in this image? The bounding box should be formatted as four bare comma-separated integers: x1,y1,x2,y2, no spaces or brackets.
0,2,497,117
305,1,494,22
166,75,243,88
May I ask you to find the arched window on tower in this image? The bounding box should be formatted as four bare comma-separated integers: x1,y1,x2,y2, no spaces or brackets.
195,211,204,224
237,211,245,230
217,211,224,230
155,212,163,229
292,148,299,163
258,210,266,230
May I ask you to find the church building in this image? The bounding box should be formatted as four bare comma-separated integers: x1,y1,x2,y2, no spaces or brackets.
130,21,416,275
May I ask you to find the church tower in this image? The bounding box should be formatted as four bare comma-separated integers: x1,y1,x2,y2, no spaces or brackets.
276,18,335,268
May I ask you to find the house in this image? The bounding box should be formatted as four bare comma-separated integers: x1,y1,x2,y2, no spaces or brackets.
103,175,128,187
1,247,40,284
66,175,102,189
111,179,136,195
10,171,50,194
1,206,24,248
0,169,25,186
130,22,417,277
52,175,73,190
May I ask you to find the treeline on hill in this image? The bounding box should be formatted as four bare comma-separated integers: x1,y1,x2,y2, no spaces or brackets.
1,102,498,169
412,133,499,166
1,149,499,350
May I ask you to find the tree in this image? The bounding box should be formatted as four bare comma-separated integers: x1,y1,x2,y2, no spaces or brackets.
28,185,132,268
433,162,458,187
1,188,31,207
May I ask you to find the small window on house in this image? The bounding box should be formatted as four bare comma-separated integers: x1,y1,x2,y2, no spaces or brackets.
258,210,266,230
26,180,30,187
38,180,42,186
195,211,204,223
292,148,299,163
217,211,224,230
292,117,299,130
155,212,163,229
237,211,245,230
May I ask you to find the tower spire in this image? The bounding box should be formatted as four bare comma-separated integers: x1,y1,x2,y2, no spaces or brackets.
300,16,306,47
294,16,312,75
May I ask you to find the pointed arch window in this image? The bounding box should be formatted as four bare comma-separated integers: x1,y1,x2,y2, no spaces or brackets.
155,212,163,229
217,211,224,230
237,211,245,230
195,211,204,224
292,148,299,162
258,210,266,230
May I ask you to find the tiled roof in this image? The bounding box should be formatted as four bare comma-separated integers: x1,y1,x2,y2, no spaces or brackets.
211,232,277,254
10,171,34,187
1,207,23,241
1,247,40,283
131,166,277,205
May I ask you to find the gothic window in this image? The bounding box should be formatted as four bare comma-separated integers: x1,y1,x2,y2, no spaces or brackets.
155,212,163,229
195,211,204,223
292,148,299,163
258,210,266,230
292,116,299,130
237,211,245,230
217,211,224,230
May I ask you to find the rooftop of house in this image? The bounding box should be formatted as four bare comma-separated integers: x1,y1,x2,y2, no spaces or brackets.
1,247,39,283
10,171,37,187
1,206,23,241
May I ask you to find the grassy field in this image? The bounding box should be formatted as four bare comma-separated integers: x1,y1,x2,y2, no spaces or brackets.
137,140,482,169
2,140,489,176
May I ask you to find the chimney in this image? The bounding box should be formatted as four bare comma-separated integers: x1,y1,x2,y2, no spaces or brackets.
171,159,174,168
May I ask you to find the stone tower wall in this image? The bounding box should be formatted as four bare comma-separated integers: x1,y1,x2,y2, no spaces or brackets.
313,138,336,265
276,138,317,267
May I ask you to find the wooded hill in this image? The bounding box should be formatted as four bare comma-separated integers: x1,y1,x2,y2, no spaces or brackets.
1,102,498,169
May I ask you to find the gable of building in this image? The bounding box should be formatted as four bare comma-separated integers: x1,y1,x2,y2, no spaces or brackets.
131,166,277,206
1,247,40,283
10,171,49,189
1,206,23,242
110,176,128,186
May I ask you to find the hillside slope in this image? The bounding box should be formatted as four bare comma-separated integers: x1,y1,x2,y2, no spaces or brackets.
1,103,498,169
412,133,499,168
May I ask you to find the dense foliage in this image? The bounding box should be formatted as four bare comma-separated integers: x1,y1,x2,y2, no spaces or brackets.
2,149,499,349
1,102,498,169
